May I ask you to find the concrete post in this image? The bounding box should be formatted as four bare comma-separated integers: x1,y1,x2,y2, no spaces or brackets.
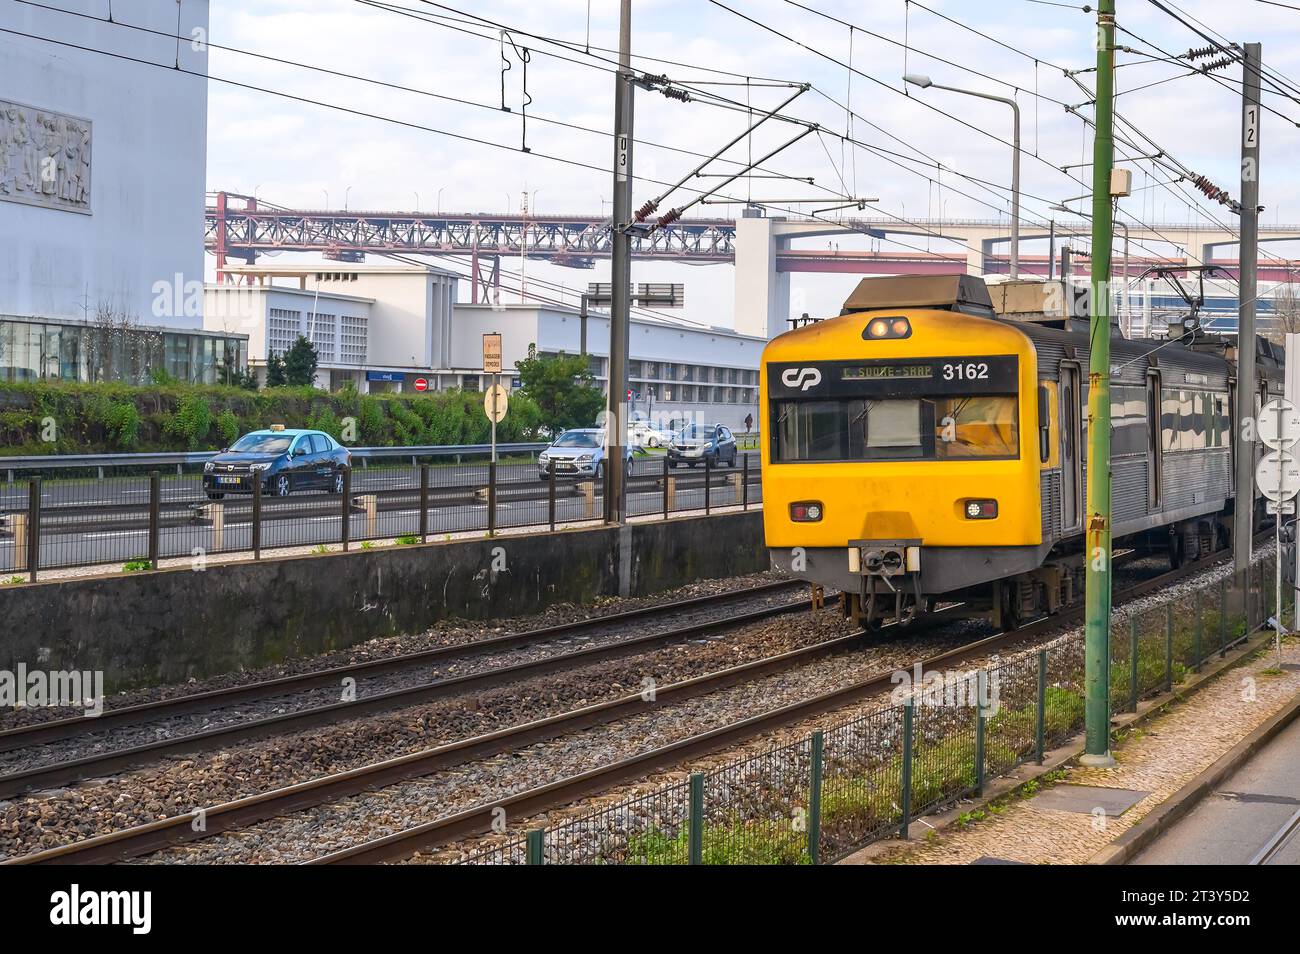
210,504,224,552
361,494,377,538
10,513,27,573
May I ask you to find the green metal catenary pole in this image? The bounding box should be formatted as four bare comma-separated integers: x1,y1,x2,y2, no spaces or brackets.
1082,0,1118,768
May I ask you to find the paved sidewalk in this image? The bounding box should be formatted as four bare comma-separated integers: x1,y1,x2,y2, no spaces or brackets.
862,639,1300,865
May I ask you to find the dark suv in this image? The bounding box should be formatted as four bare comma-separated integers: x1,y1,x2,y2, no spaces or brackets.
202,428,352,499
667,423,738,468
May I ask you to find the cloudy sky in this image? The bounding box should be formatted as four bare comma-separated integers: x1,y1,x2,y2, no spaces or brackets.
202,0,1300,327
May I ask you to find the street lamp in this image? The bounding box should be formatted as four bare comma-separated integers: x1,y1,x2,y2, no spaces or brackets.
322,189,329,209
905,73,1021,279
413,191,420,212
345,185,353,211
437,187,446,214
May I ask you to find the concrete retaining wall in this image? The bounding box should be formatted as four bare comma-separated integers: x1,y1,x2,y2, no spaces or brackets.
0,511,767,691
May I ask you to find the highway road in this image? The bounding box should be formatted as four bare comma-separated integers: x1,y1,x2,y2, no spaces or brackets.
0,459,547,510
1131,712,1300,865
0,453,762,572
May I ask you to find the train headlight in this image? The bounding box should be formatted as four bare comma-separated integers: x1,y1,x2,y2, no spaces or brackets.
964,499,998,519
863,316,911,340
790,501,823,522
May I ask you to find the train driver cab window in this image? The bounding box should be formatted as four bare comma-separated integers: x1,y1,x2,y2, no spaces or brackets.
932,395,1019,458
775,400,847,460
859,399,922,451
772,395,1019,462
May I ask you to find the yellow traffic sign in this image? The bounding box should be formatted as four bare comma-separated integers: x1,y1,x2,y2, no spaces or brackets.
484,383,509,423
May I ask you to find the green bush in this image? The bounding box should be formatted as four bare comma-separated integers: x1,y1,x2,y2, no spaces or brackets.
216,408,240,448
0,380,547,455
102,401,141,450
164,392,213,449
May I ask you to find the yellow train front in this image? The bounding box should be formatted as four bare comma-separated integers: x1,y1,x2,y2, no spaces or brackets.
761,275,1043,629
762,273,1271,629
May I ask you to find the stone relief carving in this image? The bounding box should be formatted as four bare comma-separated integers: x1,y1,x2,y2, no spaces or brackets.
0,99,92,213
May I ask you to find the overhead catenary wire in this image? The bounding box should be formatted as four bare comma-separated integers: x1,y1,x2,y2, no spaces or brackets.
6,14,1020,280
21,0,1296,311
1155,0,1300,103
705,0,1267,280
0,23,857,218
776,0,1075,108
14,0,837,196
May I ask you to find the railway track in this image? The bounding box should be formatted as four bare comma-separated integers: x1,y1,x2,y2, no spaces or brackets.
1250,806,1300,865
3,543,1245,866
0,578,806,798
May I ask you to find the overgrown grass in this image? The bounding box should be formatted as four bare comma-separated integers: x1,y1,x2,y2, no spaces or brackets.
626,820,811,865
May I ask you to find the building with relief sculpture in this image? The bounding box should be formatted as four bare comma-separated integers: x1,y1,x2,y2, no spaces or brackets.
0,0,245,384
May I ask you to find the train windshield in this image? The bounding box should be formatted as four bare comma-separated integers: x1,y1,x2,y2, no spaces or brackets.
773,395,1018,462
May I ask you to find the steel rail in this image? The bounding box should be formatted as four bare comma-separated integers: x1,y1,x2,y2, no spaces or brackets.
5,623,863,865
310,546,1250,864
3,540,1245,866
0,579,797,752
0,581,806,797
1250,806,1300,865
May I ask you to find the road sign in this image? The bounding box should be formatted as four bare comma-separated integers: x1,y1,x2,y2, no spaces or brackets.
484,384,509,423
1258,398,1300,450
482,333,503,374
413,377,429,392
1267,499,1296,515
1255,450,1300,502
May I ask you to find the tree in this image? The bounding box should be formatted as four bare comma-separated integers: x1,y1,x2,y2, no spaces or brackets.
83,301,162,383
265,350,287,388
283,334,319,387
1265,283,1300,344
515,345,605,433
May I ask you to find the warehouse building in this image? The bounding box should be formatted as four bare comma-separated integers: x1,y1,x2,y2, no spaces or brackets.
205,265,761,430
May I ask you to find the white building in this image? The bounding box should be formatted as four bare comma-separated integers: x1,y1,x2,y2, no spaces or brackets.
206,264,459,391
0,1,242,384
0,0,210,328
454,303,761,430
205,266,762,428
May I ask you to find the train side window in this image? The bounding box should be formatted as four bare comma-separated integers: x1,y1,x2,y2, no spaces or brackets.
1162,390,1180,452
1062,383,1074,460
1037,386,1050,463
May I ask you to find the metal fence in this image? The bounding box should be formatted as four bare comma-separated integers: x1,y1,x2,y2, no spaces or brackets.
0,449,763,576
455,553,1276,865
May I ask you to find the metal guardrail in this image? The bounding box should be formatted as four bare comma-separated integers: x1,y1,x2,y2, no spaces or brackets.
0,452,764,577
0,444,550,479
